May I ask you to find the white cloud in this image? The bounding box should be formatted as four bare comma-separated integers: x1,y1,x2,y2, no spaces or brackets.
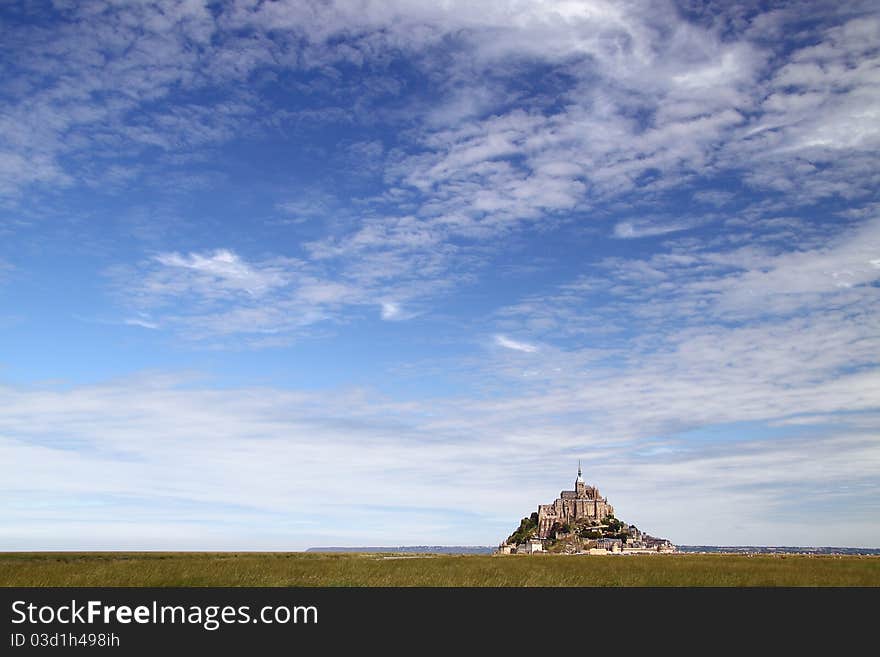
123,317,159,330
0,372,878,548
380,301,407,321
115,245,444,341
494,334,538,353
692,190,734,207
380,301,400,320
694,216,880,317
153,249,288,297
3,1,877,341
4,1,873,228
613,217,704,239
486,215,880,446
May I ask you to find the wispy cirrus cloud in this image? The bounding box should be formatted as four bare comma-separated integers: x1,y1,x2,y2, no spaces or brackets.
116,249,329,340
4,2,876,227
2,1,876,341
0,371,877,549
379,300,420,321
152,249,289,297
613,217,707,239
487,215,880,444
123,317,160,330
494,334,539,353
114,244,443,341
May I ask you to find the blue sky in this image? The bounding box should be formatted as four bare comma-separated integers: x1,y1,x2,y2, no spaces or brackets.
1,0,879,549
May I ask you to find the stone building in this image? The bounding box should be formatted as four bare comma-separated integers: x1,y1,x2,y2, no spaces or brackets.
519,538,545,554
536,463,614,539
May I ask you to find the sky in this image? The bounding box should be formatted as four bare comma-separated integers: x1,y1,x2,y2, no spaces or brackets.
1,0,879,550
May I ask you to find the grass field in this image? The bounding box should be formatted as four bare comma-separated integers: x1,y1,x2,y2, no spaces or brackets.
1,552,878,586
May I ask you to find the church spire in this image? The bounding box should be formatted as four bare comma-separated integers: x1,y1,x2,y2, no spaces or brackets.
578,460,582,478
576,460,584,484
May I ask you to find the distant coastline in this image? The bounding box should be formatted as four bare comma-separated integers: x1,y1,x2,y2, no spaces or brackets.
678,546,880,556
306,546,496,555
307,545,880,556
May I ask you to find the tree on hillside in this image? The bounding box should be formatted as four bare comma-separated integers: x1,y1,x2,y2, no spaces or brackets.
603,515,624,533
506,514,538,545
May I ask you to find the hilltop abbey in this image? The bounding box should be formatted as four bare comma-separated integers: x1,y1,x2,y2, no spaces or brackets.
536,462,614,538
500,463,675,554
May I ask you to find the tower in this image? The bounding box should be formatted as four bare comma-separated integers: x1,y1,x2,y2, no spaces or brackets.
575,460,587,497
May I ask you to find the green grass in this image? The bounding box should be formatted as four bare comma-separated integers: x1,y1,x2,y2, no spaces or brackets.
1,552,878,586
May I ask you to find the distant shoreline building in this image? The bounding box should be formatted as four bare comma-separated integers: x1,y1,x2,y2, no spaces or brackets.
536,462,614,539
